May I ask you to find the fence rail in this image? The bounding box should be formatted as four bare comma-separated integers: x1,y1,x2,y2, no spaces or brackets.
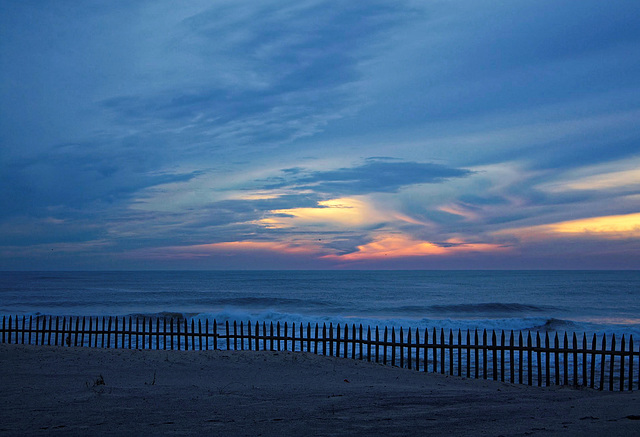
1,315,638,392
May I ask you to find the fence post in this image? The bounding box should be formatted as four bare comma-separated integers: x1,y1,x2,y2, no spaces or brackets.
416,328,421,372
620,335,626,392
527,332,532,386
554,333,560,386
391,327,396,366
543,332,549,387
407,328,412,369
572,333,578,386
492,331,497,381
442,329,447,375
399,327,404,368
467,330,471,378
474,329,479,379
314,323,319,354
563,332,569,386
629,336,634,391
609,334,616,391
114,317,119,349
482,329,487,379
330,323,335,356
322,323,326,355
582,333,588,387
450,330,454,376
518,331,524,385
458,330,463,377
536,332,542,387
500,329,507,382
33,317,39,346
383,327,388,365
343,324,348,358
367,326,371,362
359,325,364,361
600,334,607,390
375,326,379,363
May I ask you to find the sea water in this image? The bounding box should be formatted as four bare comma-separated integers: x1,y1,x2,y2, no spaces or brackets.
0,270,639,337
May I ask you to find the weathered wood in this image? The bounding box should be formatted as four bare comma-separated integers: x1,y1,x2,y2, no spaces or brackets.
233,321,238,351
458,330,463,377
375,326,379,363
331,323,338,356
572,333,578,386
554,333,560,386
620,335,626,392
442,329,447,375
399,327,404,368
416,328,421,372
590,333,596,388
314,323,319,354
482,330,487,379
629,336,634,391
600,334,607,390
330,323,335,356
343,324,349,358
5,315,639,391
322,323,326,355
474,329,479,379
518,331,523,385
527,332,532,386
81,317,86,347
30,316,35,346
582,333,587,387
563,332,568,386
407,328,412,370
450,330,454,376
536,332,542,387
367,326,371,362
391,327,396,366
383,327,388,365
467,330,471,378
492,331,497,381
359,325,364,361
609,334,616,392
545,332,551,387
277,322,281,352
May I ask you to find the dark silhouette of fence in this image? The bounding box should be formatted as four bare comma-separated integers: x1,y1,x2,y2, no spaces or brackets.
1,315,638,392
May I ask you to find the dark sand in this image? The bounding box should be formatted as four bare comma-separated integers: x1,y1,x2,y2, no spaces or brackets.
1,344,639,436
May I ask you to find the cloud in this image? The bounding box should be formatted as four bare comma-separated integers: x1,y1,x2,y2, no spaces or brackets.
496,212,640,241
262,159,474,195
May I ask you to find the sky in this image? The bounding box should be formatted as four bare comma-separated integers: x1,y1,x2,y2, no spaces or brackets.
1,0,639,270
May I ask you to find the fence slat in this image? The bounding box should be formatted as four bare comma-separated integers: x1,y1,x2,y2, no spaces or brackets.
609,334,616,392
620,335,626,392
3,316,639,392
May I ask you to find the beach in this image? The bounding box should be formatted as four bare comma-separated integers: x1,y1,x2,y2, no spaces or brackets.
1,344,638,436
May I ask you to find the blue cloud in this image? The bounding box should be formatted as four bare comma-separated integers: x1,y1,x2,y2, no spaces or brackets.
263,160,473,195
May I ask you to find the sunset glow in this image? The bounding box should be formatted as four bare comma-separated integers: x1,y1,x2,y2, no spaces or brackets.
2,1,639,269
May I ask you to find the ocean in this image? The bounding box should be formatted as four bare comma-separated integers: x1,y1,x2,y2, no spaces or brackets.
1,270,639,338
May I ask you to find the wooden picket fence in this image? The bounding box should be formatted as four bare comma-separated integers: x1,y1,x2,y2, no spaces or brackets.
1,315,638,392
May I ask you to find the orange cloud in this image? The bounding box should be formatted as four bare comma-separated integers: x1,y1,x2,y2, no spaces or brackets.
323,234,506,261
497,212,640,240
128,240,328,260
256,197,387,229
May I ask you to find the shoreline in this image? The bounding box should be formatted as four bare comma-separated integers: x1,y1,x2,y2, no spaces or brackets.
1,344,639,436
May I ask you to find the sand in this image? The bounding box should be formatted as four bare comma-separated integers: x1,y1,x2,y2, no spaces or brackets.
0,344,639,436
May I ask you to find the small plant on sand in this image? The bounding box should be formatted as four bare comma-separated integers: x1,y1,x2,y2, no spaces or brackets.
86,374,106,393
